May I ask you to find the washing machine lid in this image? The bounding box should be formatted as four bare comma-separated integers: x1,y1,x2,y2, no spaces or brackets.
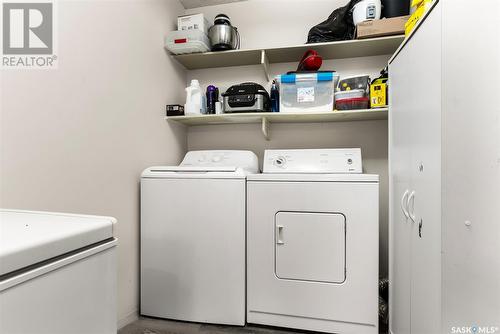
247,173,379,182
141,166,252,179
0,210,115,276
141,150,259,179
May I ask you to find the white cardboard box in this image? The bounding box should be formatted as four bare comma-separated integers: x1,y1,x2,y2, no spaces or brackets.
177,13,210,35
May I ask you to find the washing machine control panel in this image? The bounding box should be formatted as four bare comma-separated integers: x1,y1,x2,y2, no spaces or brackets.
180,150,259,173
264,148,362,173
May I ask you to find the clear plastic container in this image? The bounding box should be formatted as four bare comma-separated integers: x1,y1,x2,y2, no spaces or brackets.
277,72,339,113
165,30,210,55
335,89,366,100
335,97,370,110
337,75,371,96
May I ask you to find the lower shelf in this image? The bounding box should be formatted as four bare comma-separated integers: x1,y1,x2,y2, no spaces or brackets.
165,108,388,126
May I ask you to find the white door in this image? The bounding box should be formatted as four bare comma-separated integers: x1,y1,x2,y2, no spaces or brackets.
275,212,345,283
406,4,442,334
140,177,246,325
390,3,443,334
389,31,414,334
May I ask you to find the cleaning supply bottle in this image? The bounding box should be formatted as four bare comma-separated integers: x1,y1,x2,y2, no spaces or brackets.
270,79,280,112
206,85,218,114
184,80,206,115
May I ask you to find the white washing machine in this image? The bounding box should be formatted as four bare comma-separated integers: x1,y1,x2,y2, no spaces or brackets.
0,209,117,334
247,149,379,334
140,150,258,326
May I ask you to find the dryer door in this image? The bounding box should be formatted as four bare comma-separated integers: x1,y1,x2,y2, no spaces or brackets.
275,212,345,283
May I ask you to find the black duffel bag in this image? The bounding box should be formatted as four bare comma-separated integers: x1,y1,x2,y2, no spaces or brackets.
307,0,362,43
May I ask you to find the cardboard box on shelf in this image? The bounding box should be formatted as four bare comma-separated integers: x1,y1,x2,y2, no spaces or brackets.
177,13,210,35
356,15,410,39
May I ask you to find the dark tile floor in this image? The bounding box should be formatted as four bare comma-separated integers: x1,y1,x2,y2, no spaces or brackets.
119,317,311,334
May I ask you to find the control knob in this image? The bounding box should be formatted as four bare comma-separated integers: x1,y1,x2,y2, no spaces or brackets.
274,156,287,168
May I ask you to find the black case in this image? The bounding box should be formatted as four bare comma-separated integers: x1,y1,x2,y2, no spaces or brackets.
166,104,184,116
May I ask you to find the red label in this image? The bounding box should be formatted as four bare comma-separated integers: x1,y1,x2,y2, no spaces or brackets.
174,38,187,44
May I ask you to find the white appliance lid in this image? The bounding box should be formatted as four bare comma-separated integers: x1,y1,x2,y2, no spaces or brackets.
148,166,237,173
0,210,115,276
247,173,379,182
141,150,259,179
141,166,248,179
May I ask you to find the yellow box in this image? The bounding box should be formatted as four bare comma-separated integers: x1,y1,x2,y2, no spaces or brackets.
405,14,419,35
370,82,387,108
405,1,432,35
410,0,432,10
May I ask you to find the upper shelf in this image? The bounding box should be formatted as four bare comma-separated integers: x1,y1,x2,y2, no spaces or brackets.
173,35,405,70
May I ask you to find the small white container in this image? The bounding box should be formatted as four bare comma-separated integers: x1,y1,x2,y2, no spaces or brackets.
165,30,210,55
177,13,210,35
277,72,339,113
215,102,223,114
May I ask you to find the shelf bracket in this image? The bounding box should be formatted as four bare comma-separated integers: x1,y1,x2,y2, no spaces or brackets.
261,116,270,140
260,50,270,82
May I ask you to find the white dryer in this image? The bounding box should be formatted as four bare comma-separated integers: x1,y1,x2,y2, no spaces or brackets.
140,150,258,326
247,149,379,334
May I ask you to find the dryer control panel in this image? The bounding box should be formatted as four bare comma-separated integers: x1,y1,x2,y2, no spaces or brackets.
263,148,362,173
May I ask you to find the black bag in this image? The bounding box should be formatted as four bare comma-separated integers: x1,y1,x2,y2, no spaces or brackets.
307,0,362,43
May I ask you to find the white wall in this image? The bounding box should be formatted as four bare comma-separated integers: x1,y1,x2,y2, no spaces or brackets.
184,0,391,276
0,0,186,327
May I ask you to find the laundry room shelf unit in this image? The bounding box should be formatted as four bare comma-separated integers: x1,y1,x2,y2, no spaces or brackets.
171,35,404,80
166,108,388,140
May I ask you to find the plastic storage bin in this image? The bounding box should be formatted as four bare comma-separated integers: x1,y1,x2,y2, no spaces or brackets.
277,72,339,113
336,97,370,110
335,89,365,100
165,30,210,55
338,75,370,95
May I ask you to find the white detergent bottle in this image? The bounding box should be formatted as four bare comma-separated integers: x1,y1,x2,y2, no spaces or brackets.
184,80,206,115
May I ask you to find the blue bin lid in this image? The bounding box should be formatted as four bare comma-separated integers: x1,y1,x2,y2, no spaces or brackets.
279,71,337,84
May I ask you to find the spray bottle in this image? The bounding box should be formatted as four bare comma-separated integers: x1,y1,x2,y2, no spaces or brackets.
270,79,280,112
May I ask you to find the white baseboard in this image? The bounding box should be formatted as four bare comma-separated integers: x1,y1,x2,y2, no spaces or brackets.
118,309,138,329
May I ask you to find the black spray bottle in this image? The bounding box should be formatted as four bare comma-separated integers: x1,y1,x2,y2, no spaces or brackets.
270,79,280,112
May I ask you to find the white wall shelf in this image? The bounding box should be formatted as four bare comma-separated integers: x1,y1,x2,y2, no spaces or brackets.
166,108,388,140
168,36,398,139
172,35,404,79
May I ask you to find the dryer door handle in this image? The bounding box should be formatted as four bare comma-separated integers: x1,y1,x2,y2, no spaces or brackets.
401,189,410,219
408,190,416,223
276,225,284,245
